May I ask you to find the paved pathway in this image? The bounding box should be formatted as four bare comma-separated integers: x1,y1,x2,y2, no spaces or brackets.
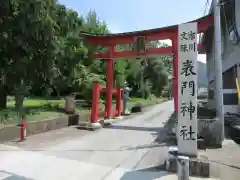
200,139,240,180
0,101,217,179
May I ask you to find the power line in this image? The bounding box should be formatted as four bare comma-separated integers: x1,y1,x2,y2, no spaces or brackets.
203,0,210,15
198,0,211,45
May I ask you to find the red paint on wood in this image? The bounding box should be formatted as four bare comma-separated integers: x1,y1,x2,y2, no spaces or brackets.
90,81,101,123
105,46,114,119
85,15,213,45
93,45,201,60
172,35,178,113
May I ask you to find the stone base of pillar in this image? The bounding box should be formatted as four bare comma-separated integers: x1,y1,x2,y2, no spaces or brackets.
77,121,102,131
114,116,123,119
86,122,102,130
122,110,131,116
198,118,223,148
101,119,115,126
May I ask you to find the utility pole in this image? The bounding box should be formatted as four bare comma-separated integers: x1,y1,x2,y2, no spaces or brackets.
213,0,225,141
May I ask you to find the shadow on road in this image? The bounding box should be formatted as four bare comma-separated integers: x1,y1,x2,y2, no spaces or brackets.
62,143,166,152
120,166,170,180
105,123,176,148
0,171,35,180
104,124,160,132
163,112,176,129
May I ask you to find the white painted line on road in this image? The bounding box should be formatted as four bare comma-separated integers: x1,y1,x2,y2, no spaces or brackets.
0,144,21,151
0,150,113,180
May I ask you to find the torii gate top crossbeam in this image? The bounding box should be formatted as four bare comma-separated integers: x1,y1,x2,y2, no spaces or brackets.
82,14,213,45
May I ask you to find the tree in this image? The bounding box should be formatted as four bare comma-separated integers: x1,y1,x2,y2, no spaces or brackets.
0,0,58,112
0,1,173,109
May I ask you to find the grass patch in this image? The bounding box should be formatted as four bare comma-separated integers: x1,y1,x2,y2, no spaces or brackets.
7,97,64,108
0,96,166,126
127,97,166,108
27,111,64,122
0,97,65,125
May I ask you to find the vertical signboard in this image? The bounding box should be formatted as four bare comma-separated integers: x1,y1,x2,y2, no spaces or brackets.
178,22,198,156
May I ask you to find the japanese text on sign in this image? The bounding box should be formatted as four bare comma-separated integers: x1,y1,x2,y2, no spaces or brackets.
179,31,197,53
180,125,196,140
180,101,196,121
177,22,198,156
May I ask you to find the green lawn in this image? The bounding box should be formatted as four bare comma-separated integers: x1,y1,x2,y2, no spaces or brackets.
0,97,65,125
128,97,165,107
0,96,165,125
7,98,64,108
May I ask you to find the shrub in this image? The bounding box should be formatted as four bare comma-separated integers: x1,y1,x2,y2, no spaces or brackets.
161,91,169,98
131,103,143,113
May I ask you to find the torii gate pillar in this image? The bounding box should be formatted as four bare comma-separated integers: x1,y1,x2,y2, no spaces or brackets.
172,36,178,113
106,47,114,118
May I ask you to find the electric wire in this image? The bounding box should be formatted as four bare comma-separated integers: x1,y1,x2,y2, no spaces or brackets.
198,0,210,45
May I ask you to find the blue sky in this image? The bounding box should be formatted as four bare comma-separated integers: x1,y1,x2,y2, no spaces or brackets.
58,0,211,63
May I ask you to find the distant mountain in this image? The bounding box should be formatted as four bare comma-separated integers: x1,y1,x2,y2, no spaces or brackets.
197,61,207,87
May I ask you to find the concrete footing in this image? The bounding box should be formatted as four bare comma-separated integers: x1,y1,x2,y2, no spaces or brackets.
86,122,102,130
122,111,131,116
77,122,102,131
99,119,114,126
165,147,210,178
114,116,123,119
198,119,222,148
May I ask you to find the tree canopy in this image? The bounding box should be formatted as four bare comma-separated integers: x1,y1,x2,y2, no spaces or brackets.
0,0,172,109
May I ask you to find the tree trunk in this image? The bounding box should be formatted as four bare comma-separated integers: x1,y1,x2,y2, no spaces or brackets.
0,85,7,109
14,81,26,120
15,91,24,110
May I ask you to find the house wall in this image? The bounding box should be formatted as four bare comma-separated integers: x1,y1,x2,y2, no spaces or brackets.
207,67,239,113
235,0,240,33
206,0,240,113
223,67,238,113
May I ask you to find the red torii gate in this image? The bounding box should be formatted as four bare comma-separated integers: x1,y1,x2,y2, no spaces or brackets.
84,15,213,122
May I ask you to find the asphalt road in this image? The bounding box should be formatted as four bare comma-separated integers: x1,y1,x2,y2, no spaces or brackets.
0,101,217,180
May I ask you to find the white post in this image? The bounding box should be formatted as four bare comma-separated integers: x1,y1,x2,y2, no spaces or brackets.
177,156,190,180
166,146,178,171
213,0,224,141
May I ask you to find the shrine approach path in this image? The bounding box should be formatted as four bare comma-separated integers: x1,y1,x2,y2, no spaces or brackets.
0,101,216,179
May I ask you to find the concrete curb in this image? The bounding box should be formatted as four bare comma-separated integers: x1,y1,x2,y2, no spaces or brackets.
0,114,79,143
0,101,165,142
